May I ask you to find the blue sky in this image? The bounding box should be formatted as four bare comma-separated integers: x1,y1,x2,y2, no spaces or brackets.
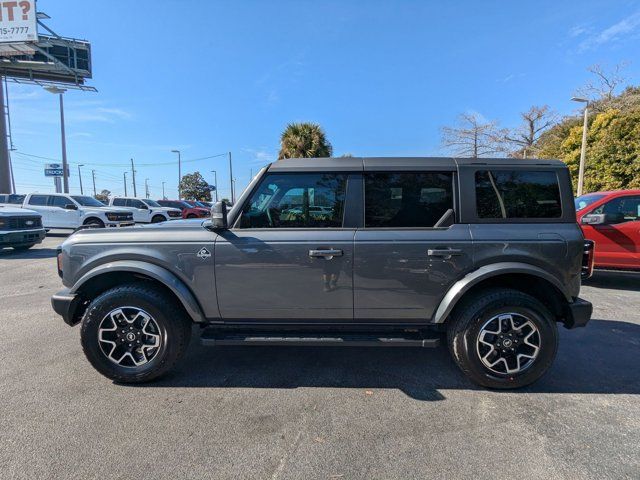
8,0,640,199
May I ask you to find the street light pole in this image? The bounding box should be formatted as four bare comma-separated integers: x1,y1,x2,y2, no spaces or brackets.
571,97,589,197
45,86,69,193
78,164,84,195
123,171,128,197
162,181,166,200
228,151,234,203
91,169,96,196
145,178,149,199
172,150,181,199
211,170,218,202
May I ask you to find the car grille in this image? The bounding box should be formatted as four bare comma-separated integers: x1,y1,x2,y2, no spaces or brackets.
6,216,42,230
168,210,181,217
106,212,134,222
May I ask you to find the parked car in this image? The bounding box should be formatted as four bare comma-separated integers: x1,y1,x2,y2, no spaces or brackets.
576,189,640,270
52,157,593,389
109,197,181,223
0,193,26,205
12,193,134,230
0,206,46,250
156,200,210,219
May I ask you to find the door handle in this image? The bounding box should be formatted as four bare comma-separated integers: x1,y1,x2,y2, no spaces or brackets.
427,248,463,258
309,249,343,259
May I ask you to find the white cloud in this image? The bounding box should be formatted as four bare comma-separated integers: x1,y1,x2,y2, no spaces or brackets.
579,11,640,50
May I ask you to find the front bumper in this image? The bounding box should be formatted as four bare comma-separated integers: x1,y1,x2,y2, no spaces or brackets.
0,228,46,246
564,297,593,329
106,221,135,228
51,288,83,326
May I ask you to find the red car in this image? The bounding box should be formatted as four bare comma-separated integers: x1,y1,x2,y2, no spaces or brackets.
576,190,640,270
157,200,210,219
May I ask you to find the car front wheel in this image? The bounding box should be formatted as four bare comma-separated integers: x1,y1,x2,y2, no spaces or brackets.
447,288,558,389
80,283,191,383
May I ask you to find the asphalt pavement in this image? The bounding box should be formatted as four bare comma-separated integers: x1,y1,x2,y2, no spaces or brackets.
1,236,639,479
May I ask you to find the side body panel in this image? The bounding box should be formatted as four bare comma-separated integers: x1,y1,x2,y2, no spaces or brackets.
353,225,473,321
214,229,355,321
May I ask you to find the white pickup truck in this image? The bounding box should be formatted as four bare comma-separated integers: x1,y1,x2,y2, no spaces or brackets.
0,206,46,250
109,197,181,223
5,193,135,230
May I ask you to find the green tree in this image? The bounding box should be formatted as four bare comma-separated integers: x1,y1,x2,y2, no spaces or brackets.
94,189,111,203
278,122,333,159
179,172,212,201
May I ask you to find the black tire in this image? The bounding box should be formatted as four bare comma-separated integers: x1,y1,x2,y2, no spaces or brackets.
12,243,36,250
447,288,558,389
186,214,197,219
151,215,165,223
80,283,192,383
83,217,105,228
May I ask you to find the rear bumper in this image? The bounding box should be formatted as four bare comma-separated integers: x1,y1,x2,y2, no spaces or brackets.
0,228,46,246
564,297,593,329
51,288,82,326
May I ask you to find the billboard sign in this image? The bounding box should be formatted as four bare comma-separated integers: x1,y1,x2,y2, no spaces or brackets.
0,0,38,44
44,163,69,177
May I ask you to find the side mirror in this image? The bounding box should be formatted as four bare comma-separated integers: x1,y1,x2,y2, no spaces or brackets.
210,201,228,229
581,213,623,225
64,203,78,210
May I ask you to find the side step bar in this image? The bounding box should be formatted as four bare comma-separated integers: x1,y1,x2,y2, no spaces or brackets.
200,330,440,348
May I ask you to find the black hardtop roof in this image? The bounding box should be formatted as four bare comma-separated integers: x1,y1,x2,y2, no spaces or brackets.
268,156,566,172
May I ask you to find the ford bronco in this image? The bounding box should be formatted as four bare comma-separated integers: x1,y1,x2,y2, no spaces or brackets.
52,157,593,389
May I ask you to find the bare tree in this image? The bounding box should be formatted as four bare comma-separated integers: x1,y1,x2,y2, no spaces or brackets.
576,62,628,102
503,105,557,158
441,113,504,157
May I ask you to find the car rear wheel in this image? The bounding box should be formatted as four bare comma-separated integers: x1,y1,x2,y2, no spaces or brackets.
447,288,558,389
80,283,191,383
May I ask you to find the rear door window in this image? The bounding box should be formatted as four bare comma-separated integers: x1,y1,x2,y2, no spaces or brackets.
475,170,561,219
28,195,49,206
112,198,126,206
364,172,454,228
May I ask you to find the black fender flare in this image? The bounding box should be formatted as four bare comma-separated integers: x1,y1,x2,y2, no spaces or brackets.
432,262,571,323
69,260,205,322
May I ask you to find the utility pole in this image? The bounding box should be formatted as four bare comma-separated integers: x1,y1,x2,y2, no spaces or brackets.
124,171,128,196
91,169,96,196
211,170,218,202
78,164,84,195
0,75,12,193
130,158,137,197
162,181,166,200
172,150,181,199
228,151,234,203
145,178,149,199
571,97,589,196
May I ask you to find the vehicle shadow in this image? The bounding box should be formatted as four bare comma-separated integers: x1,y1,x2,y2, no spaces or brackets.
0,247,58,259
584,270,640,292
129,319,640,400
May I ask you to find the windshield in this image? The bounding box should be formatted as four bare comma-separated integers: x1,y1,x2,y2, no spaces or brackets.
575,194,606,211
195,201,209,208
71,195,106,207
182,201,197,208
143,199,161,207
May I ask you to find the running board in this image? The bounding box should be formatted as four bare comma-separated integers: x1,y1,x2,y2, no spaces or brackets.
200,330,440,347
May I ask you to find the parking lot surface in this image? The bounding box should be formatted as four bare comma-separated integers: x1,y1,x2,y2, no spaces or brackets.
1,236,639,479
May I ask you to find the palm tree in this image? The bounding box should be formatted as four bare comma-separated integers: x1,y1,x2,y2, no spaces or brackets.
278,122,333,159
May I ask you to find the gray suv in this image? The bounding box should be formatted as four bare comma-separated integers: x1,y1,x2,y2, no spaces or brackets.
52,157,593,389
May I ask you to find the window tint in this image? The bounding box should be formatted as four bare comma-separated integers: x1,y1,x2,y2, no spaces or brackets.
28,195,49,206
592,196,640,223
51,196,73,208
112,198,125,206
239,173,347,228
364,172,454,228
130,199,146,209
575,193,605,211
475,170,561,219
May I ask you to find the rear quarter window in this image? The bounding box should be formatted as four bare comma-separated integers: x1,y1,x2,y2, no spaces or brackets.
475,170,562,219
